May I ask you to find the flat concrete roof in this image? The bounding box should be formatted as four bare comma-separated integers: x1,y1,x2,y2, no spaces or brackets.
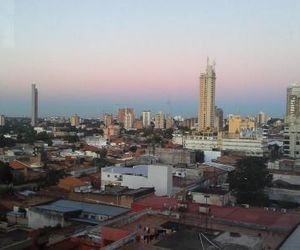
35,199,130,217
102,165,149,177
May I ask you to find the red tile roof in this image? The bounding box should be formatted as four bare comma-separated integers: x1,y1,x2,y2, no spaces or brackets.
9,160,28,170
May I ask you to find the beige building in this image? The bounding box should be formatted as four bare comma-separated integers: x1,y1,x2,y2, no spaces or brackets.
124,109,134,129
257,111,269,126
154,111,165,129
166,116,174,129
198,58,216,132
118,108,134,126
103,113,113,127
70,114,80,127
228,115,255,134
142,111,151,128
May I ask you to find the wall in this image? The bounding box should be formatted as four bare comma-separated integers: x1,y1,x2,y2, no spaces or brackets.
28,209,64,229
192,192,230,206
121,165,172,196
203,150,221,162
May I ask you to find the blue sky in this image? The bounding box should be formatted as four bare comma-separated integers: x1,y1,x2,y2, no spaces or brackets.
0,0,299,118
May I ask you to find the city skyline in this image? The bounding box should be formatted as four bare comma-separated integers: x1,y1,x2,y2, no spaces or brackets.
1,0,300,117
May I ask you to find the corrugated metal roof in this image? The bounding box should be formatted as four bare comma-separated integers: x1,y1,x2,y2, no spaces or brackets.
36,199,129,216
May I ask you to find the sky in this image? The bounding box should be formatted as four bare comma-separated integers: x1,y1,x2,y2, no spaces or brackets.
0,0,300,118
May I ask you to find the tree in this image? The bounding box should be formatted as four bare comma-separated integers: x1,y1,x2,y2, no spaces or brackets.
228,157,273,206
44,169,65,186
0,161,12,184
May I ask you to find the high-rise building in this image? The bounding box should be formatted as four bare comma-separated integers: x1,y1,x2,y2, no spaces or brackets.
198,58,216,131
124,109,134,129
118,108,134,127
0,115,5,126
228,115,256,134
70,114,80,127
215,106,223,132
31,84,38,127
103,113,113,127
284,84,300,159
142,111,151,128
154,112,165,129
286,84,300,122
257,112,269,126
166,116,174,129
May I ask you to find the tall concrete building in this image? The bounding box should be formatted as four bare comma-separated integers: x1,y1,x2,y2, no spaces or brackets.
142,111,151,128
154,112,165,129
198,58,216,132
118,108,134,127
215,106,223,132
257,111,269,126
286,84,300,121
103,113,113,127
0,115,5,126
31,84,38,127
70,114,80,127
124,109,134,129
284,84,300,159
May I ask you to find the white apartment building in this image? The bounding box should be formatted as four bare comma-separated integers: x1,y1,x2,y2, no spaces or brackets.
178,134,268,157
142,111,151,127
221,137,268,157
183,135,219,151
101,165,173,196
84,135,107,147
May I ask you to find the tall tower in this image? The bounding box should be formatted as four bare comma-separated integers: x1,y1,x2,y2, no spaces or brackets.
286,84,300,123
142,111,151,128
284,84,300,159
31,84,38,127
198,58,216,131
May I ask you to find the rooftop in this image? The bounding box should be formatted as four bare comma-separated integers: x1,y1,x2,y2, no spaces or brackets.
102,165,149,177
35,199,130,217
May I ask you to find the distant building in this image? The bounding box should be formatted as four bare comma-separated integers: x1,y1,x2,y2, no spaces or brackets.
101,165,173,196
84,135,107,148
31,84,38,127
133,119,143,129
286,84,300,120
103,113,113,127
198,58,216,132
70,114,80,127
215,106,223,132
284,84,300,159
182,117,198,129
182,133,268,157
228,115,255,134
154,112,165,129
165,116,174,129
0,115,5,126
257,111,269,126
103,125,120,140
118,108,134,127
142,110,151,127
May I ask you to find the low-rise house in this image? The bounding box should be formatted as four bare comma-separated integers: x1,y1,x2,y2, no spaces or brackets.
28,199,130,229
58,176,92,193
191,187,231,206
